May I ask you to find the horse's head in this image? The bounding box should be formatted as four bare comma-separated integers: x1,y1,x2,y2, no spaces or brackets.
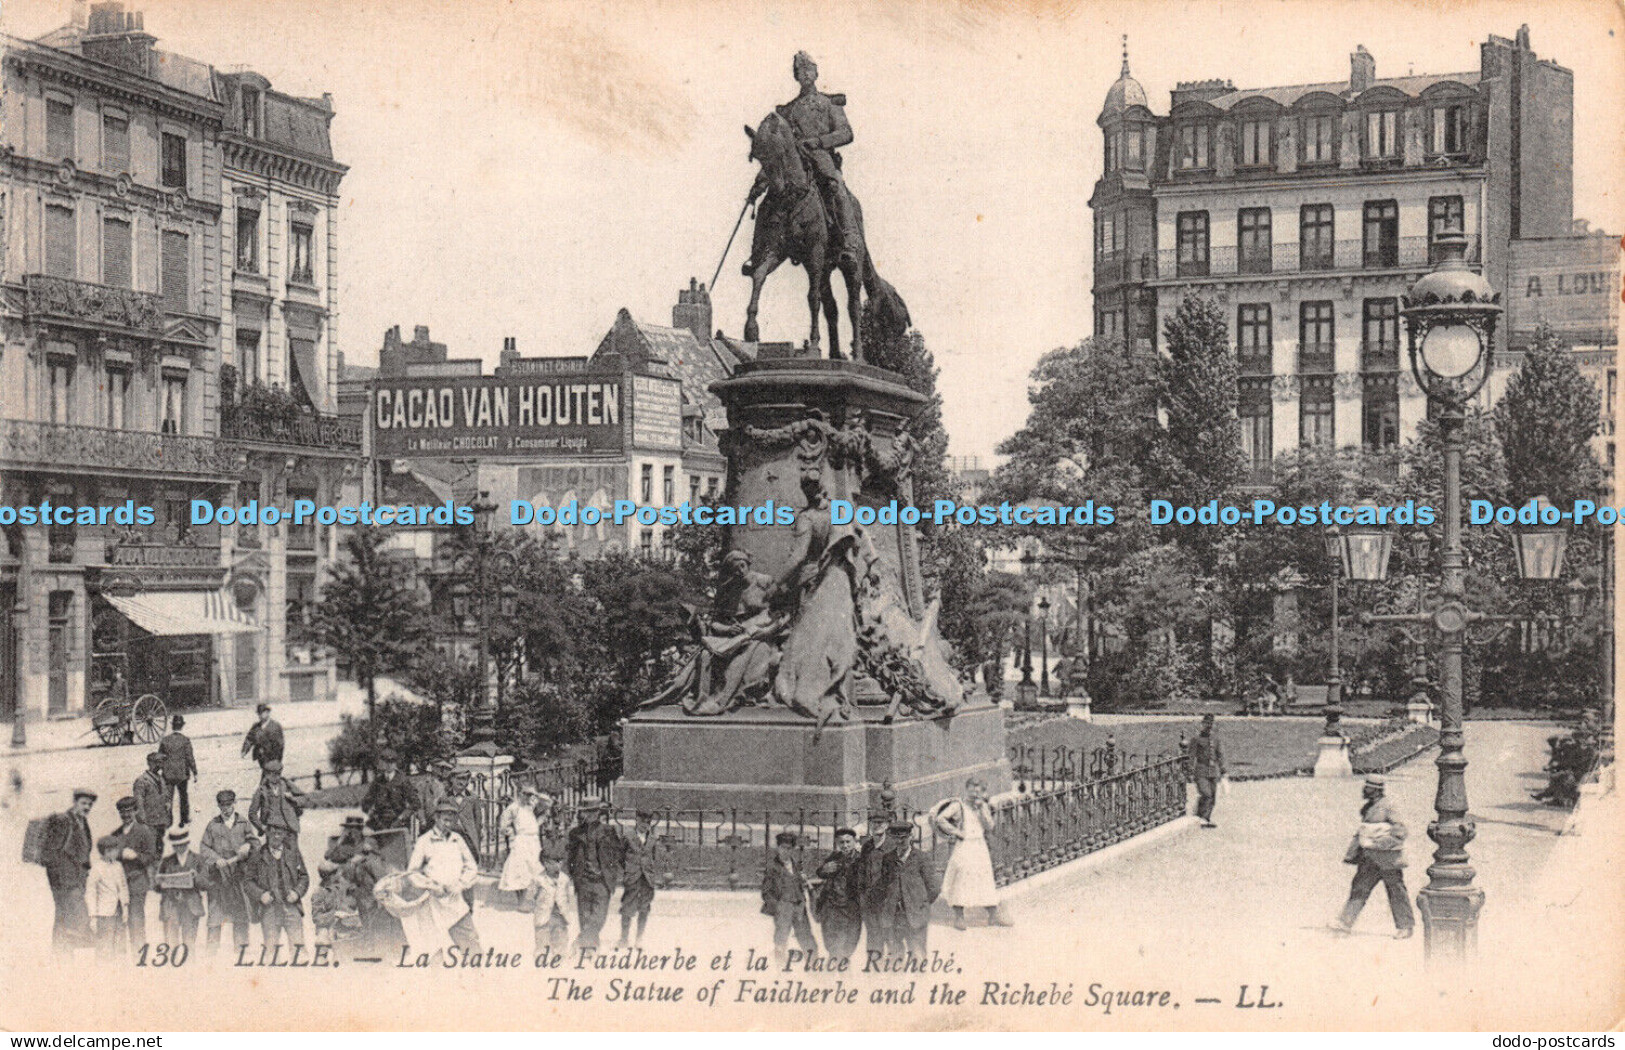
744,110,806,199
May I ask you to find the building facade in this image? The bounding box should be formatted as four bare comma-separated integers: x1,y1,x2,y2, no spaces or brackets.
0,1,351,724
1090,29,1613,483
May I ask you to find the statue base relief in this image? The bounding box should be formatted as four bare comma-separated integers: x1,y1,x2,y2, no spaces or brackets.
617,702,1010,816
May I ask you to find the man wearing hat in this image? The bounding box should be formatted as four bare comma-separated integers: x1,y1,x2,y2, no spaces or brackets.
363,750,422,869
249,759,306,839
40,789,96,954
761,831,817,966
1334,775,1415,939
133,751,170,834
157,714,198,827
110,795,160,951
1189,714,1227,828
156,826,207,947
242,703,285,771
245,826,310,947
408,798,482,952
865,821,940,957
617,810,661,949
566,798,623,952
199,789,257,955
815,827,866,961
326,815,368,866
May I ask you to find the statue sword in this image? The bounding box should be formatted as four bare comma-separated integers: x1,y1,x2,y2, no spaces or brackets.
710,196,754,291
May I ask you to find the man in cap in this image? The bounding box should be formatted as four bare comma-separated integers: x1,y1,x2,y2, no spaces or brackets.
157,713,198,826
761,831,817,966
133,751,170,834
242,703,285,771
408,798,482,952
617,810,661,949
866,821,940,957
156,826,206,947
1188,714,1227,828
815,827,865,961
110,795,160,951
249,758,306,839
566,798,623,952
40,789,96,954
1334,775,1415,939
362,750,421,838
245,826,310,948
199,788,257,955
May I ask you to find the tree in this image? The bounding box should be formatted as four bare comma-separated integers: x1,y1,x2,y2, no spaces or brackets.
1158,294,1246,567
310,527,430,720
1494,322,1603,508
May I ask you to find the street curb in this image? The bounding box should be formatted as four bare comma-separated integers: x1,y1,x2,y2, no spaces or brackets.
1,719,347,760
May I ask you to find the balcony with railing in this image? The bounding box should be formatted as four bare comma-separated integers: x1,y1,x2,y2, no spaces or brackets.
1361,339,1402,372
21,274,166,334
1297,343,1336,375
1237,352,1273,378
1151,236,1480,281
221,412,362,453
0,420,236,478
104,540,223,569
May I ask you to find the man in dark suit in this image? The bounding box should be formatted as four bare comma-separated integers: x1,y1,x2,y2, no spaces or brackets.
241,703,284,771
245,827,310,947
617,810,661,949
1189,714,1226,828
814,827,865,961
566,798,623,952
133,752,170,834
40,789,96,955
158,715,198,826
867,821,940,957
761,831,816,966
110,795,159,951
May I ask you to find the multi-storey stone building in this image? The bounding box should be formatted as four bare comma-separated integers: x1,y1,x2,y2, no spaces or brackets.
0,1,351,723
1090,28,1615,482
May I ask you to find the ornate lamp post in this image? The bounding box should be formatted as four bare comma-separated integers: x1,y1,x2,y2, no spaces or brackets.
451,492,519,753
1017,616,1037,707
1365,228,1502,963
1037,597,1051,698
1315,525,1350,775
1022,550,1094,720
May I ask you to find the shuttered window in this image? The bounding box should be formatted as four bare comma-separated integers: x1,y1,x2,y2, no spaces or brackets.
101,217,131,288
46,99,75,159
161,230,189,311
161,132,187,189
45,205,76,278
102,113,129,173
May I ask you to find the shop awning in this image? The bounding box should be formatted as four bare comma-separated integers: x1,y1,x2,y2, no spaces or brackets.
104,591,259,637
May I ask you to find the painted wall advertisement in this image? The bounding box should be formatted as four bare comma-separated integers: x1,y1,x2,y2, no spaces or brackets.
631,374,683,450
371,374,625,457
1506,236,1622,346
515,464,629,556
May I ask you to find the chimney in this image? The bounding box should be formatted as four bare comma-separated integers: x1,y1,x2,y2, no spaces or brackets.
413,325,431,345
1350,45,1375,94
500,336,519,368
672,277,712,345
70,0,89,28
81,2,156,76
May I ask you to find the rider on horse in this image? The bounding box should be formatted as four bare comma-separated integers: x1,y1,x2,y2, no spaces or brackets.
744,51,861,275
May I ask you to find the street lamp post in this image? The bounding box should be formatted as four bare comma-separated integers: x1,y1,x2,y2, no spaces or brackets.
1017,617,1037,707
1314,525,1352,776
1022,550,1094,719
1037,598,1051,698
1383,227,1503,964
451,492,518,753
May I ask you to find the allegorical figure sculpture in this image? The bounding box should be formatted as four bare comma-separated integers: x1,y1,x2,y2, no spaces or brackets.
642,549,785,716
741,52,910,363
771,474,867,724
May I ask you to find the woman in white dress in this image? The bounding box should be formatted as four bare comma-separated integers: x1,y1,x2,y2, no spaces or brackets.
497,784,544,903
933,777,1012,930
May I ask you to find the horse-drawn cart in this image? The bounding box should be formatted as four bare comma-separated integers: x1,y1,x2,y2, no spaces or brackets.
90,687,169,746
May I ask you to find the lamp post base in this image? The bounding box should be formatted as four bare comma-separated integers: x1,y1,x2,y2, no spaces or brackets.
1065,693,1093,722
1417,883,1485,965
1408,698,1436,727
1313,735,1353,777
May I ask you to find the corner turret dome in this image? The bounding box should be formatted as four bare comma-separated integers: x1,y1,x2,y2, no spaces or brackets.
1101,40,1147,119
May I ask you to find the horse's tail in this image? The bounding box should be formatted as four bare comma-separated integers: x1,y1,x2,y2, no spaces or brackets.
862,252,911,342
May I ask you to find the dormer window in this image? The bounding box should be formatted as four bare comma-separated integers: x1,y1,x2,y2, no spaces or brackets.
1431,104,1467,155
1124,127,1145,169
1104,130,1119,172
1302,113,1337,164
1238,119,1271,167
241,88,261,138
1177,123,1211,170
1365,109,1399,159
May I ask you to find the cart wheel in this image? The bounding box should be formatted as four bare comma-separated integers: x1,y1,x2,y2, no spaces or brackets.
131,694,168,745
93,698,126,746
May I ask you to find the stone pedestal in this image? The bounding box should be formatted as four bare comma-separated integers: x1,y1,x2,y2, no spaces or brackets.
620,702,1009,818
1066,695,1093,722
1313,735,1353,777
1408,698,1436,726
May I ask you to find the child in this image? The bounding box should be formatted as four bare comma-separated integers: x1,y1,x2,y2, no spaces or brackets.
88,835,128,962
156,827,206,947
529,844,577,955
310,862,359,948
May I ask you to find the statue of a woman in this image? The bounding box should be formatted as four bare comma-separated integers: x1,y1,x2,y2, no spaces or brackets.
642,549,783,715
771,474,865,724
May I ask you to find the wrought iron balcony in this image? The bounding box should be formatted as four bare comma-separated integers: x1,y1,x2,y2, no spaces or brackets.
1237,352,1273,378
1361,339,1401,372
1297,344,1336,375
0,420,236,478
221,412,363,452
105,541,223,568
22,274,164,334
1152,236,1480,281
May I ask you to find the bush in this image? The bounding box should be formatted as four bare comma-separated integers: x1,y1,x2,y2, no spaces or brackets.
494,678,595,761
326,694,454,775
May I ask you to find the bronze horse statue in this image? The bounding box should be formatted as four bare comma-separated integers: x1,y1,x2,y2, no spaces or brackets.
742,111,910,362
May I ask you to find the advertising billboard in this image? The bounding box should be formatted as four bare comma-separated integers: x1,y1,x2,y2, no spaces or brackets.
372,374,625,458
1507,236,1621,347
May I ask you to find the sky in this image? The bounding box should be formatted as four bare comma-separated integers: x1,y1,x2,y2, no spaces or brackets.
5,0,1622,461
